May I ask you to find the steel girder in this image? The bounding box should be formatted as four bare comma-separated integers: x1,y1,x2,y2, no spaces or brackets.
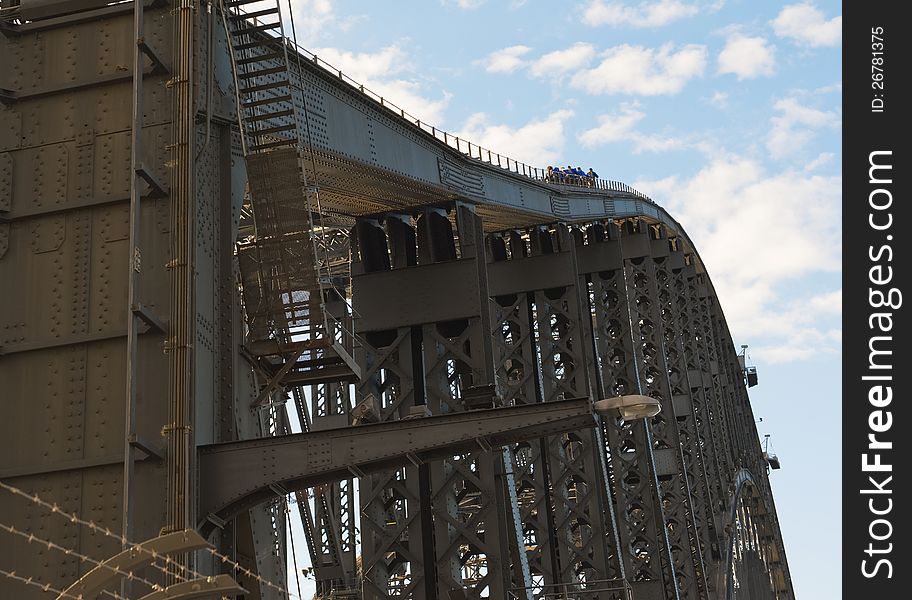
584,222,674,600
341,211,796,600
489,224,620,599
572,218,793,600
197,396,601,531
620,225,702,600
678,262,726,589
353,205,515,600
302,376,359,594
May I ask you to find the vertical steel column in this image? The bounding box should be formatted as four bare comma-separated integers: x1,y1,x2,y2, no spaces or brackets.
489,231,562,592
217,125,238,445
621,222,698,600
355,207,520,599
165,0,196,570
584,221,675,600
573,224,628,591
692,274,735,497
286,386,320,549
280,391,322,582
307,329,358,593
530,225,618,596
714,308,762,475
122,0,147,561
490,225,624,598
678,260,726,589
706,304,744,475
647,234,711,599
421,204,514,599
690,272,744,599
355,217,429,599
713,331,748,467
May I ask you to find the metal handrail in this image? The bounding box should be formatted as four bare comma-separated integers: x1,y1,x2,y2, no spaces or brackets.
227,5,654,202
508,577,634,600
287,42,654,202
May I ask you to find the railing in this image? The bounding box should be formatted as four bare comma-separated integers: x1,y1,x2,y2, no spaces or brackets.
284,42,654,203
508,578,634,600
228,4,654,203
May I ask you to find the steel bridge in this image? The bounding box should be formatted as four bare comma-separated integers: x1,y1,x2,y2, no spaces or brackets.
0,1,793,599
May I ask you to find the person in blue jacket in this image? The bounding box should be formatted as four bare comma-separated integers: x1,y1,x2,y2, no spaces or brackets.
586,167,598,187
574,166,587,186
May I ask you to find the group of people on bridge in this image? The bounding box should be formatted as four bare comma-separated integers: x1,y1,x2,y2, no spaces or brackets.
546,165,599,187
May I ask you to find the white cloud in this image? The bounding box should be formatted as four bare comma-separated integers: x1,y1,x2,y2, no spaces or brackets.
310,45,452,125
766,97,839,159
311,45,404,82
454,109,575,167
633,133,685,152
289,0,363,43
708,90,729,108
807,289,842,315
772,3,842,47
813,82,842,95
717,34,776,79
478,45,533,73
583,0,699,28
579,102,685,153
634,157,841,363
750,326,839,363
529,43,597,78
570,43,707,95
803,152,835,172
744,289,842,364
579,103,645,145
443,0,487,8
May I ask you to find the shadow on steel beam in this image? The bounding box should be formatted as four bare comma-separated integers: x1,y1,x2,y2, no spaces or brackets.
196,397,598,538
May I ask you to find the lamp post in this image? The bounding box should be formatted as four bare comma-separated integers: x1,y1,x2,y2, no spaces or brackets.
593,394,662,420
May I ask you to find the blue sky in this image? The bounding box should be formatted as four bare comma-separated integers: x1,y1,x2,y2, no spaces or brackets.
282,1,842,598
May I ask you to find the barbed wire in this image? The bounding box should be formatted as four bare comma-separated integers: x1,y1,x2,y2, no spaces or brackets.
0,481,189,587
206,541,302,598
0,521,164,599
0,566,92,600
0,480,303,600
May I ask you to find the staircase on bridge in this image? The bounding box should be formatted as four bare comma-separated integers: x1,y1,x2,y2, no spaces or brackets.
226,0,359,396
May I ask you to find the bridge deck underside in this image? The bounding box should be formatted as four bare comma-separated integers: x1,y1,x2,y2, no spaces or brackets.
306,147,590,233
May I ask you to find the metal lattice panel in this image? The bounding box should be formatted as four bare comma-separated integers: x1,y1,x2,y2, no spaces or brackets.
490,270,556,592
675,259,726,594
648,238,711,600
586,224,672,600
489,225,622,598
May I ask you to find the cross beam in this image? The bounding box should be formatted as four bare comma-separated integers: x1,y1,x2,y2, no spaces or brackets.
197,396,599,536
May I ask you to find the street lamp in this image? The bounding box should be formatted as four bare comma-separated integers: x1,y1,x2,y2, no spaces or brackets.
593,394,662,420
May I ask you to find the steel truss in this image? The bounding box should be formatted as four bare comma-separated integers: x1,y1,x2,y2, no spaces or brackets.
330,210,795,600
0,3,796,598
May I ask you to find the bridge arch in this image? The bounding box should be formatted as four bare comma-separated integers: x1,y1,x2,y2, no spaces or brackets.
0,4,795,597
720,469,790,600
